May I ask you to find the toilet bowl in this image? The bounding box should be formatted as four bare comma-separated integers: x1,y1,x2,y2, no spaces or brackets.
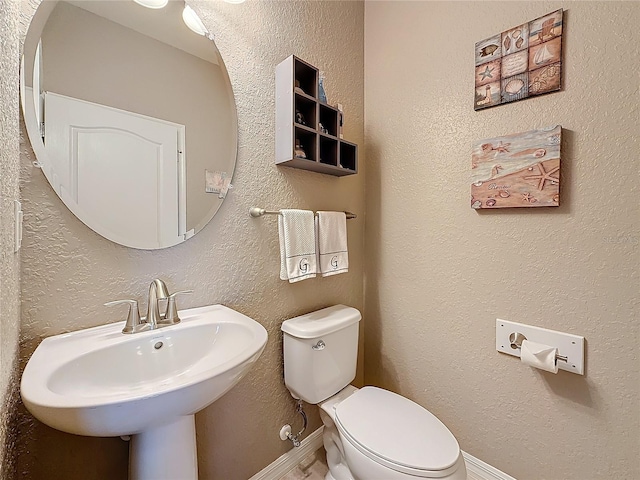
320,386,466,480
282,305,467,480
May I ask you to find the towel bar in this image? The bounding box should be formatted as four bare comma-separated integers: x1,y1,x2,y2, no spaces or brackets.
249,207,356,220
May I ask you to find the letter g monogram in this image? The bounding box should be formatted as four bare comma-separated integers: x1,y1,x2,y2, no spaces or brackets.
299,258,309,273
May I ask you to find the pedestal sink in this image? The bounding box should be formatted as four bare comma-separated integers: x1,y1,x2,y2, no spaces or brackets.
21,304,268,480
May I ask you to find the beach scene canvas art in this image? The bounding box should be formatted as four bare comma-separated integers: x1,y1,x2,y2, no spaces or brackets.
474,9,563,110
471,126,561,209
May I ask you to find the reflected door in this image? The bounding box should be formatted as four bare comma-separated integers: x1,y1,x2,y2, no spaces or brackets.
44,92,186,249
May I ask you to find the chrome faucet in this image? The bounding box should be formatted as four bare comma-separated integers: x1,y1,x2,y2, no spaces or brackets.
146,278,170,329
105,279,193,334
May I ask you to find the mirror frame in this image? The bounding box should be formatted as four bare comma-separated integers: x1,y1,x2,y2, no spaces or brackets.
20,0,238,249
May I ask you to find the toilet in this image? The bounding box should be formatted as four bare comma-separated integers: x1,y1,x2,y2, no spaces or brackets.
282,305,467,480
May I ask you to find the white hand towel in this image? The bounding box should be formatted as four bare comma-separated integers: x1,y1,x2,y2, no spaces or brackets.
278,209,317,283
316,211,349,277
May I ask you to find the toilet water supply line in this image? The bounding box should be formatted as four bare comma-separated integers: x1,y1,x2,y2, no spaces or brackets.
282,399,307,447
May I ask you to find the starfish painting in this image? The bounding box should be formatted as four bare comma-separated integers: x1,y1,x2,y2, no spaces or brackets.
471,126,561,209
524,162,560,190
479,65,495,80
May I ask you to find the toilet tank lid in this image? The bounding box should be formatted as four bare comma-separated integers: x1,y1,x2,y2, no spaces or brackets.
281,305,361,339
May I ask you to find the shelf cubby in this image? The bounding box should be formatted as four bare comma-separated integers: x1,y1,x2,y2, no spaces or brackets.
294,128,317,162
339,141,357,171
294,59,317,98
294,93,317,129
319,104,339,138
319,135,338,166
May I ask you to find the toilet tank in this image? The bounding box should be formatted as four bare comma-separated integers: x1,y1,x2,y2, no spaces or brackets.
282,305,361,404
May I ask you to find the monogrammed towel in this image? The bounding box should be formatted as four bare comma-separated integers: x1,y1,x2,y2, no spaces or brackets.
316,211,349,277
279,209,317,283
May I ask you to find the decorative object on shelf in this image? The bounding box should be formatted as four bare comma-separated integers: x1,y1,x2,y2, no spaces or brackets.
471,125,561,209
295,109,306,126
474,9,563,110
337,103,344,139
294,140,307,159
275,55,357,176
318,71,328,103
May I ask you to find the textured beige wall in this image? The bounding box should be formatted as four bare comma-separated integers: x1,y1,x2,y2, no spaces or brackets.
0,0,22,477
17,1,364,479
364,2,639,480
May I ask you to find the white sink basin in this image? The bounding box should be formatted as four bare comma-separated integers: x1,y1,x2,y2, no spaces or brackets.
21,304,268,438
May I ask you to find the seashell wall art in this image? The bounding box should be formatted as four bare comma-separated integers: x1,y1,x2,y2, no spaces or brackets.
471,126,561,209
474,9,563,110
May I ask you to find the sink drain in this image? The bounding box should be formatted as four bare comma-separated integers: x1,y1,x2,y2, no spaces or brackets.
154,341,163,350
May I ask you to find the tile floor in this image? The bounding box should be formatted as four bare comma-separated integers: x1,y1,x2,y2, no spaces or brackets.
280,448,484,480
280,448,328,480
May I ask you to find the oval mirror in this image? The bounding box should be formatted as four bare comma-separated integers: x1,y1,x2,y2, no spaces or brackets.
21,0,237,249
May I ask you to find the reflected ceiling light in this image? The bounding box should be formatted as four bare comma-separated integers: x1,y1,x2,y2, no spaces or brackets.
182,5,209,37
133,0,169,9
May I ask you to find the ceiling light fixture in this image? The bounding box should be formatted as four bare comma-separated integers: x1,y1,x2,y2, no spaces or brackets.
223,0,246,4
182,5,209,37
133,0,169,9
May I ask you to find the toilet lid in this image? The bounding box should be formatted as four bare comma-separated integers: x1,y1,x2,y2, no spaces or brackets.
334,387,460,473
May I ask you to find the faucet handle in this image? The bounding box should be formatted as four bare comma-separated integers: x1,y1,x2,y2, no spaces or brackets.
162,290,194,325
104,299,148,334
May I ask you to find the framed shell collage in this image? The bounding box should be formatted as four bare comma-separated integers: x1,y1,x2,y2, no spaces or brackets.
471,126,561,209
474,9,563,110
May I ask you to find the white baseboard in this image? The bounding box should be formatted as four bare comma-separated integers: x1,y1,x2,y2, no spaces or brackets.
248,427,516,480
248,427,324,480
462,450,517,480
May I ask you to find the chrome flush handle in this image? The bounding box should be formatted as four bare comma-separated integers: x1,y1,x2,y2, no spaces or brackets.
312,340,326,351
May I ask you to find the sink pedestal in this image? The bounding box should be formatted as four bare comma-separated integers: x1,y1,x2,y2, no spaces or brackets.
130,415,197,480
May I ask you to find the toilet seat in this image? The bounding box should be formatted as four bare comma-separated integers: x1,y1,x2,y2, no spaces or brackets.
334,387,461,478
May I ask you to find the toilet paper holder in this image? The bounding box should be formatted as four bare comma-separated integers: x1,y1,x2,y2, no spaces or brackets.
509,332,568,363
497,320,585,375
